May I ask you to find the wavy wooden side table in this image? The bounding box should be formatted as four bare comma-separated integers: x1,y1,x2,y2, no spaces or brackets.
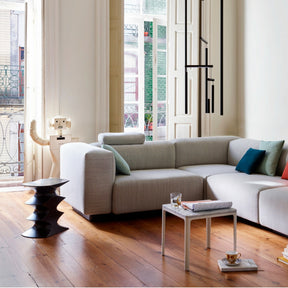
22,178,69,238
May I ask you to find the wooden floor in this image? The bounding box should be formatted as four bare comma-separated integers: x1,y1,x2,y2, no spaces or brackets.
0,190,287,287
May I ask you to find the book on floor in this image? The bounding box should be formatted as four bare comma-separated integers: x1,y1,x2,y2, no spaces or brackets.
277,256,288,265
277,244,288,265
181,199,233,212
217,258,258,272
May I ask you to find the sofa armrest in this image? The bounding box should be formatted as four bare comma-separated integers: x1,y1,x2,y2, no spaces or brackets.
60,142,115,216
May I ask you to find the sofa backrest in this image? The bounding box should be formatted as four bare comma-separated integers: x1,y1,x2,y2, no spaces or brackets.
276,143,288,175
173,136,238,168
228,138,288,176
112,141,175,170
98,132,145,145
228,138,260,166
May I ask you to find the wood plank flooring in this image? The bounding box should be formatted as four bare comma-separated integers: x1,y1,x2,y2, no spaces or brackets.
0,190,287,287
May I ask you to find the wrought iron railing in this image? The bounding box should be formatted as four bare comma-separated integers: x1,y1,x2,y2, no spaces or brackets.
0,65,24,106
0,108,24,177
0,65,24,177
124,102,166,141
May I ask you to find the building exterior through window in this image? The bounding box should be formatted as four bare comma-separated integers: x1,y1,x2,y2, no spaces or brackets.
0,0,25,181
124,0,167,141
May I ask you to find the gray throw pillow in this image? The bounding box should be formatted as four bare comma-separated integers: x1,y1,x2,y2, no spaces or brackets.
256,140,284,176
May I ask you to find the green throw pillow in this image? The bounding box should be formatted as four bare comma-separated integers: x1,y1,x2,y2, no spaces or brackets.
102,144,130,175
256,140,284,176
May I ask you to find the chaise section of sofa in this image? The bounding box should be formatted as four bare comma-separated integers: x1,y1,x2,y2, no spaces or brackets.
206,138,288,235
259,187,288,235
206,173,288,223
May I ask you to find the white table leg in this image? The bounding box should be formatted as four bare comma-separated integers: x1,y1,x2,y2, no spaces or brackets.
206,217,211,249
233,212,237,251
161,208,166,256
184,218,190,271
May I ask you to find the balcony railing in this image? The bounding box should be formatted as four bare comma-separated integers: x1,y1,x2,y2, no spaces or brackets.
0,65,24,178
0,65,24,106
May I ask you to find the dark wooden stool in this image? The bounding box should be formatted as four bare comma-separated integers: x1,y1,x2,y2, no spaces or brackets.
22,178,69,238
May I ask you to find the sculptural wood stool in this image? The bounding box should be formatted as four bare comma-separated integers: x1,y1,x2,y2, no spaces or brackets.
22,178,69,238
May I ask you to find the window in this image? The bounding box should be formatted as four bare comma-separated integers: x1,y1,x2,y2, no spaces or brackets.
124,0,167,141
0,0,25,179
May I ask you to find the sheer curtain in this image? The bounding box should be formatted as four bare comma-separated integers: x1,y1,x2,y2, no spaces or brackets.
24,0,44,182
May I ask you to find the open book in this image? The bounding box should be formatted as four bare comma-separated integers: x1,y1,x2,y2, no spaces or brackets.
181,200,233,212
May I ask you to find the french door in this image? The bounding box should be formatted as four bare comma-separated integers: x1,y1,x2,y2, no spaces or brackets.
124,16,167,141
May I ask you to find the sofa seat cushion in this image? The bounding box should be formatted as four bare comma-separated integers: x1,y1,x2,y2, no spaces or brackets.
178,164,237,179
112,169,203,214
207,173,288,223
259,187,288,235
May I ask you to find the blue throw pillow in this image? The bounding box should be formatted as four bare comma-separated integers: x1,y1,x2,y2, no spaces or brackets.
102,144,131,175
236,148,266,174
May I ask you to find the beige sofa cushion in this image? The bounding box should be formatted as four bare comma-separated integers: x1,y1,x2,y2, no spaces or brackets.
174,136,238,167
112,169,203,214
259,187,288,235
178,164,237,179
113,141,175,170
98,132,145,145
228,138,260,166
207,173,288,223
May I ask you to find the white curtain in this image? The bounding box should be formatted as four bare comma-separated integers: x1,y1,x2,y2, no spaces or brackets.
24,0,44,182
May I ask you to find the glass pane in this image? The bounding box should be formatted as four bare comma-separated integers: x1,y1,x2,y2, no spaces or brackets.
144,21,153,38
124,0,141,14
157,103,166,127
124,51,138,75
124,77,138,102
157,102,166,140
144,103,153,141
157,51,166,75
157,25,166,50
143,0,166,15
124,104,139,128
124,24,138,49
157,77,166,101
144,22,153,104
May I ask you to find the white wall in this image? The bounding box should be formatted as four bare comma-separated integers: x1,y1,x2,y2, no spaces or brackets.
41,0,109,177
45,0,109,144
58,0,97,143
238,0,288,140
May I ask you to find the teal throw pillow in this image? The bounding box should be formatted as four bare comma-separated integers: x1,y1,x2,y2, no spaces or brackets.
256,140,285,176
102,144,130,175
236,148,266,174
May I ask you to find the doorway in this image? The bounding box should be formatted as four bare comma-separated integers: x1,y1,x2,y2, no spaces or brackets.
124,0,167,141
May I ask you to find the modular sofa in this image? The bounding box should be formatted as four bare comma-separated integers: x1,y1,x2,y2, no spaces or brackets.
60,134,288,236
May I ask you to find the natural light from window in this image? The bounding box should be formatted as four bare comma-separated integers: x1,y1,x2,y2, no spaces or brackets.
124,0,167,141
0,0,25,182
